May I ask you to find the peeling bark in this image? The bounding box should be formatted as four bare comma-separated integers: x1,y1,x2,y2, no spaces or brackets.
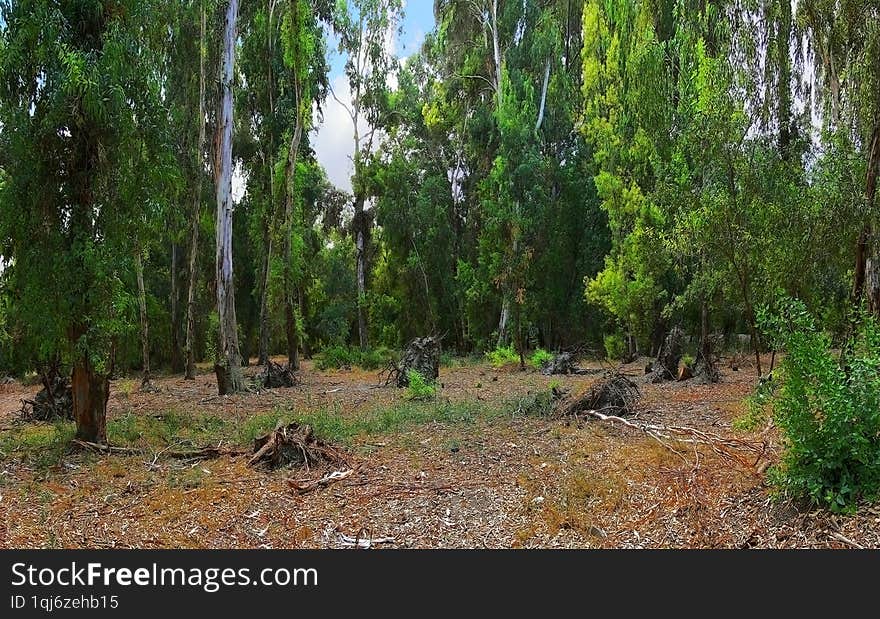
214,0,244,395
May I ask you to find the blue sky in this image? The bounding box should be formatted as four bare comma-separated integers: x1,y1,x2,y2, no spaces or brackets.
314,2,436,192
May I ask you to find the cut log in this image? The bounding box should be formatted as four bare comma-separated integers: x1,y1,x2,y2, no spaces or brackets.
396,336,441,388
647,327,684,383
556,372,640,417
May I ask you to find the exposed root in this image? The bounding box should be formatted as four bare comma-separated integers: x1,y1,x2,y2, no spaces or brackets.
248,423,351,471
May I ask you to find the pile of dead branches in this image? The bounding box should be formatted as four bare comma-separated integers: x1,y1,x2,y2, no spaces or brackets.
556,371,640,417
20,371,72,421
248,423,351,471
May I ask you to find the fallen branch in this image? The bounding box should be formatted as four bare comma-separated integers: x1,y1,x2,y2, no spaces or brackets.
166,446,246,461
583,410,768,469
72,440,140,455
288,469,354,494
338,529,395,549
829,532,864,549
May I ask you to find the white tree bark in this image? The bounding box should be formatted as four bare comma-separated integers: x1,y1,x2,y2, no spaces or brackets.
214,0,244,394
535,58,551,133
491,0,503,108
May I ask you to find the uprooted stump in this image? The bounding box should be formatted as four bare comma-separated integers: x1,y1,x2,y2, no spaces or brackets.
20,373,73,421
248,423,350,470
556,372,640,417
540,352,597,376
260,361,296,389
647,327,684,383
395,336,440,388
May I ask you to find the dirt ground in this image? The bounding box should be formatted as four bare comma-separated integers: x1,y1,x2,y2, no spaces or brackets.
1,355,878,549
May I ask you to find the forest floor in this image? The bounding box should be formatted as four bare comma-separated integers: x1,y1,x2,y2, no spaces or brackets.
1,354,879,549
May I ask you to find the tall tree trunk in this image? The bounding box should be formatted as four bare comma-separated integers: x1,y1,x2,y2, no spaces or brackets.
258,223,273,365
135,246,152,388
185,0,208,381
496,300,510,348
214,0,244,395
853,122,880,315
170,243,183,373
282,78,304,370
258,4,279,367
354,194,369,350
72,355,109,444
777,0,793,159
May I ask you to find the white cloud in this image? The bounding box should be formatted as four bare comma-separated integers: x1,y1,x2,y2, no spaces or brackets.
312,74,358,192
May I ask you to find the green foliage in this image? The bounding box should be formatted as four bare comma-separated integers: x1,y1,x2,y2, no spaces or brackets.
486,344,520,367
529,348,554,369
733,378,777,432
603,333,626,361
404,370,437,401
315,345,396,371
0,420,76,475
768,302,880,511
315,345,359,370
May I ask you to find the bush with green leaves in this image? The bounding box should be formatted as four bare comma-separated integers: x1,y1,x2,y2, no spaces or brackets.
315,345,358,370
404,370,437,401
603,333,626,361
768,302,880,512
316,346,397,371
485,344,519,367
529,348,554,370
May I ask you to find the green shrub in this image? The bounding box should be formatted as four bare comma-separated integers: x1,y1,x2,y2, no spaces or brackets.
733,376,776,432
404,370,437,401
359,346,396,370
529,348,554,369
486,344,519,367
316,346,396,370
768,302,880,512
603,333,626,361
316,345,358,370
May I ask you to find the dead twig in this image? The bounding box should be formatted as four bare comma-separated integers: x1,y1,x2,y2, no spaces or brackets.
584,410,768,469
72,440,140,455
287,469,354,494
829,532,864,549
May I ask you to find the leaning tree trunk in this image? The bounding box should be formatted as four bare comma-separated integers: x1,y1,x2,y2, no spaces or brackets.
184,0,208,381
214,0,244,395
72,355,109,444
134,246,153,388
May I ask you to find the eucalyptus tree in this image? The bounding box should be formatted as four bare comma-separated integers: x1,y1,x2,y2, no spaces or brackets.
214,0,245,394
240,0,331,369
333,0,404,350
0,0,174,441
798,0,880,316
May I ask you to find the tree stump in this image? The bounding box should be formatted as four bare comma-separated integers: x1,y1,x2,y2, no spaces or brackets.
260,361,296,389
648,327,684,383
20,372,73,421
556,372,640,416
396,337,441,388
